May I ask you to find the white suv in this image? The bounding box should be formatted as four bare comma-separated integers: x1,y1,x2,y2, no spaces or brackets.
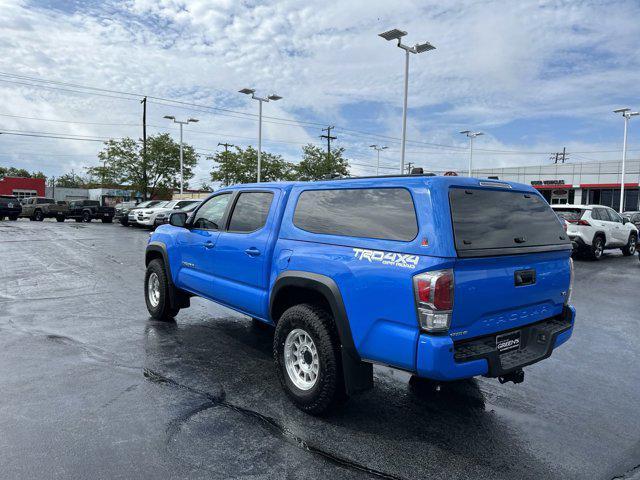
552,204,638,260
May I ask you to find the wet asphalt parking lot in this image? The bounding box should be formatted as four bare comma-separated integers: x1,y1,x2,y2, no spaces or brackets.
0,219,639,480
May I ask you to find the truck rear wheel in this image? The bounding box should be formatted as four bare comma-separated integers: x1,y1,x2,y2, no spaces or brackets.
273,304,345,415
82,211,91,223
56,216,65,222
34,210,44,221
144,259,179,321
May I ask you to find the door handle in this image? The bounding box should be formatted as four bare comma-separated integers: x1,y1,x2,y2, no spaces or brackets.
245,247,261,257
204,241,215,249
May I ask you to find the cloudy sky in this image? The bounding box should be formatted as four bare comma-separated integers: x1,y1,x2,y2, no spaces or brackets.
1,0,640,185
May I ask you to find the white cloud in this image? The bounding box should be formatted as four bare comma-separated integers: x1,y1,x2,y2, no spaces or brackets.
0,0,639,180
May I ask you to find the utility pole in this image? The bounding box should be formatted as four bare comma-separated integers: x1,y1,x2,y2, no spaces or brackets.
405,162,414,175
217,142,234,153
141,97,148,199
320,126,336,162
549,147,569,164
217,142,235,186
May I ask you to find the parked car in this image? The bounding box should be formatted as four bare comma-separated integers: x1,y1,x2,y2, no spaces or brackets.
126,200,166,226
153,200,202,227
114,201,140,226
144,176,576,414
552,204,638,259
0,195,21,220
65,200,115,223
135,199,201,229
19,197,67,222
622,211,640,231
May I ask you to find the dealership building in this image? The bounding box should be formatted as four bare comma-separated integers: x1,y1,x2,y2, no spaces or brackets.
473,158,640,211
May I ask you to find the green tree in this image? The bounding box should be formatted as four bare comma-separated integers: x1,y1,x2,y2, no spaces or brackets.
295,144,350,181
90,134,198,198
55,173,87,188
210,146,294,186
0,166,47,181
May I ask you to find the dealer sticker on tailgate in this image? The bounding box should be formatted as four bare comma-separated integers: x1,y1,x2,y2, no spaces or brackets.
496,331,521,353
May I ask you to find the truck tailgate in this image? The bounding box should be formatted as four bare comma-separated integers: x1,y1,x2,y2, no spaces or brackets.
450,250,570,339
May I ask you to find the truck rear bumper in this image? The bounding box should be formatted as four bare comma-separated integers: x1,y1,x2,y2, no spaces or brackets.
415,305,575,381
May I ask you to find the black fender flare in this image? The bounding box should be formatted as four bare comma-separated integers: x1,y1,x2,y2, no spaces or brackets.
270,270,373,395
145,241,189,309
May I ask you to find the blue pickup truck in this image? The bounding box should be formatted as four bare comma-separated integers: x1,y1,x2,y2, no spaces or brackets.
144,175,575,414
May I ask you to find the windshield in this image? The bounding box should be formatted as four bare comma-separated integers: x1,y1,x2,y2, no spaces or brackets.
181,202,201,212
449,187,570,255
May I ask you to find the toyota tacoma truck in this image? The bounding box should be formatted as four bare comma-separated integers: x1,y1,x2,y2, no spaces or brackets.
65,200,115,223
144,175,576,414
19,197,67,222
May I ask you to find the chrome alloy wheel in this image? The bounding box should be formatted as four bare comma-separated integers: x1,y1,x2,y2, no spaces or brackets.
147,272,161,308
284,328,319,391
594,238,603,258
629,237,637,255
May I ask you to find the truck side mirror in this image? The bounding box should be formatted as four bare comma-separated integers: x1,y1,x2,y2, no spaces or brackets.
169,211,188,228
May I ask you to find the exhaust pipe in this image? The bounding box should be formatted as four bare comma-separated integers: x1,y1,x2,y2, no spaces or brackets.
498,369,525,384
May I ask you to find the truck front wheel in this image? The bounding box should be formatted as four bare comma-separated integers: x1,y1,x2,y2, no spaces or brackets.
144,259,179,321
273,304,345,415
82,211,91,222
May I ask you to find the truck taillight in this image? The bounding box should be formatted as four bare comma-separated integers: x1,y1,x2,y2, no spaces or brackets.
565,258,574,306
568,219,590,226
413,269,454,333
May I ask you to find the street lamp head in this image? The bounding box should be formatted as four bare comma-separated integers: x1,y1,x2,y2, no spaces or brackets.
381,146,388,150
414,41,436,53
268,94,282,101
460,130,471,135
474,132,484,137
187,118,199,123
369,144,378,148
379,29,407,41
163,115,175,120
629,112,640,117
614,108,631,114
239,88,255,95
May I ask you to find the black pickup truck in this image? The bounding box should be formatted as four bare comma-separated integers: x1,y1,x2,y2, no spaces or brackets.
66,200,115,223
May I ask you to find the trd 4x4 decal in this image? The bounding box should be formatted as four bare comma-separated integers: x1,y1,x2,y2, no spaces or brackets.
352,248,419,269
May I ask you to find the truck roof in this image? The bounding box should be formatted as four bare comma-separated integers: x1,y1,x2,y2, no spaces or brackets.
218,175,538,193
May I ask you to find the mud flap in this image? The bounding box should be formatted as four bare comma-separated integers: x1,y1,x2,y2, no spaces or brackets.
341,347,373,395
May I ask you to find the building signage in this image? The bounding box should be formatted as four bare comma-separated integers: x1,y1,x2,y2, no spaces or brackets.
531,180,565,186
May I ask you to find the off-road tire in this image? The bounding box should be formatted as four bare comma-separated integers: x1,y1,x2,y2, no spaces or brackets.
102,217,113,223
273,303,345,415
144,259,179,321
590,235,604,260
34,210,44,221
622,233,637,256
56,216,65,222
82,211,91,223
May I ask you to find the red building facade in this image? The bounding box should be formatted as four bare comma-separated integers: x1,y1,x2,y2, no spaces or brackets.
0,177,46,198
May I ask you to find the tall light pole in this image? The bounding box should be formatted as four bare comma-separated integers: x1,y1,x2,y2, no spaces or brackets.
460,131,484,177
164,115,199,195
369,144,388,175
239,88,282,182
379,28,435,175
613,108,639,213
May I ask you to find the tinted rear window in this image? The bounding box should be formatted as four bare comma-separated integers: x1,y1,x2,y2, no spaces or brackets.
84,201,100,206
293,188,418,241
228,192,273,233
449,188,569,253
553,208,584,221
